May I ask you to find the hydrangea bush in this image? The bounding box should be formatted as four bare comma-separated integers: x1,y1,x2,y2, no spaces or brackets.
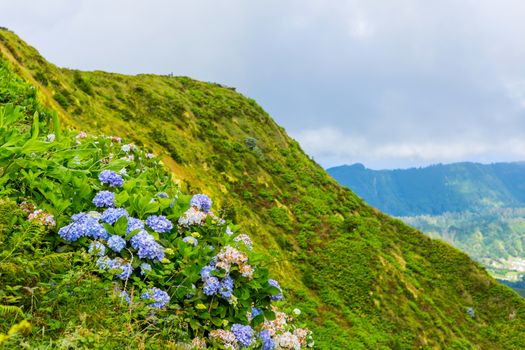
51,131,314,349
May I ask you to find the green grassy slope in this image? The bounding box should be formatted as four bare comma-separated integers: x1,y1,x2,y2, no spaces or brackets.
2,28,525,349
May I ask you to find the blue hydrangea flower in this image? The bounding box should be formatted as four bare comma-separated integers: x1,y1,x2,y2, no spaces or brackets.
92,190,115,208
88,241,106,256
219,275,234,300
200,265,215,281
84,217,109,240
58,213,108,241
107,235,126,252
126,217,144,233
182,236,198,246
190,194,212,212
101,208,129,225
141,287,170,308
96,256,110,269
58,222,84,242
258,330,274,350
140,263,152,275
155,192,169,198
145,215,173,233
268,279,283,301
107,258,133,279
130,230,165,261
251,307,262,319
99,170,124,187
203,276,220,296
231,324,254,348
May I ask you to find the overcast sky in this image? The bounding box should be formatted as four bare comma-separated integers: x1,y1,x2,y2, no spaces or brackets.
2,0,525,169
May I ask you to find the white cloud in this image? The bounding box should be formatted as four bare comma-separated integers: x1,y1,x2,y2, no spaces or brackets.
293,127,525,168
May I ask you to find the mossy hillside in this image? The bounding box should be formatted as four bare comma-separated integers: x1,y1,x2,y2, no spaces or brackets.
1,28,525,349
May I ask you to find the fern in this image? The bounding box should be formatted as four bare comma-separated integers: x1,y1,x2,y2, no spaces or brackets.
0,305,23,316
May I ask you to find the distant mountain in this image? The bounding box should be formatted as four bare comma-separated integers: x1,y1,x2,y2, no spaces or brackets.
328,162,525,281
328,162,525,216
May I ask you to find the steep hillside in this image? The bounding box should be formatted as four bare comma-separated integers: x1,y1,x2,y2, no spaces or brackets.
2,28,525,349
327,162,525,216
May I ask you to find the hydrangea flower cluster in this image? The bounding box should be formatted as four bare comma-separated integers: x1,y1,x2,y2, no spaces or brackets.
96,256,133,280
92,190,115,208
101,208,129,225
258,330,274,350
127,217,144,233
99,170,124,187
130,230,165,261
141,287,170,309
59,212,108,242
214,245,254,279
231,323,255,348
178,207,208,226
28,209,56,228
107,235,126,252
209,329,237,349
234,233,253,250
190,194,213,212
88,241,106,256
146,215,173,233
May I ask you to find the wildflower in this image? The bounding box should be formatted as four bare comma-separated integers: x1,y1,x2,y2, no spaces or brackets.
107,235,126,252
182,236,198,246
130,230,165,261
101,208,129,225
146,215,173,233
190,194,212,212
145,153,155,159
99,170,124,187
121,144,135,153
234,233,253,250
268,279,283,301
258,330,275,350
28,209,56,228
225,226,233,236
140,263,152,275
119,168,127,175
92,190,115,208
76,131,88,139
126,217,144,233
178,207,207,226
231,324,254,348
46,134,55,142
293,308,301,316
141,287,170,308
88,241,106,256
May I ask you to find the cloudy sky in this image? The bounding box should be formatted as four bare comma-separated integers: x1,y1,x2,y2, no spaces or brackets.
2,0,525,169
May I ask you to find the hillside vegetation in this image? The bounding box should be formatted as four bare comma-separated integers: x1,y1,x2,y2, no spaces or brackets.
1,28,525,349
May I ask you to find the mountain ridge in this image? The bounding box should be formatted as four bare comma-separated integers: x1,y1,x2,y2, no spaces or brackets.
2,28,525,348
